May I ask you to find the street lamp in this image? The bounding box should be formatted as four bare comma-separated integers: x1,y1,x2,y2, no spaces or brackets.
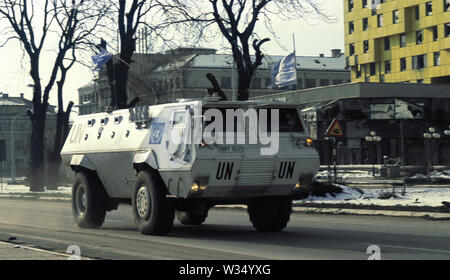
365,131,382,176
423,127,441,174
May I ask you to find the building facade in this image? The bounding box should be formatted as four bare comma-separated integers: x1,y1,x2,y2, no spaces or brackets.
254,83,450,166
345,0,450,84
0,93,56,177
78,53,164,115
148,48,350,103
78,48,350,114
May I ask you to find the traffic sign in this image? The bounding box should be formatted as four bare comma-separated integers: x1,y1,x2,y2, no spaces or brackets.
325,118,344,138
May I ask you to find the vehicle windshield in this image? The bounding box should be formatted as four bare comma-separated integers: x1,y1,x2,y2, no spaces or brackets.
202,107,304,133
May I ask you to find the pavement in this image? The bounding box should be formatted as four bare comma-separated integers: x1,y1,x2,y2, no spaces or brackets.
0,172,449,223
0,172,448,260
0,240,70,260
1,199,449,260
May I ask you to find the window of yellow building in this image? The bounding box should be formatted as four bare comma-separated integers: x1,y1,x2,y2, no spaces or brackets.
433,26,438,41
363,0,368,9
400,58,407,71
400,33,406,47
377,14,384,27
412,54,427,69
385,60,391,74
434,52,441,66
384,37,390,50
393,10,399,24
426,1,433,16
349,43,355,55
363,40,369,53
416,30,423,44
363,17,369,31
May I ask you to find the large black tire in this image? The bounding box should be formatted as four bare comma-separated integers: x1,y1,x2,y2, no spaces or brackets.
176,210,208,225
72,171,108,229
132,170,175,235
247,197,292,232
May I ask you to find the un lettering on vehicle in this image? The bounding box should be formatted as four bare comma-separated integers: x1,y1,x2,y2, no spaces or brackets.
69,123,87,144
278,161,296,179
216,162,234,180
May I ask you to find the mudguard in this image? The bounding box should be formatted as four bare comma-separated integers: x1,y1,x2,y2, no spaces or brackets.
70,155,96,171
133,150,159,170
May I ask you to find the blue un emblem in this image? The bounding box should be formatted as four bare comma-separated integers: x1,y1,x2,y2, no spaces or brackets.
149,123,165,144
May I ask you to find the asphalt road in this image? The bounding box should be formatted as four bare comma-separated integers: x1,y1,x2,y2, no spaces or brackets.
0,198,449,260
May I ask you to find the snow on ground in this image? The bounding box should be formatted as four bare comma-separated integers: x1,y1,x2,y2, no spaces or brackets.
316,170,376,179
410,170,450,179
0,184,71,195
318,169,450,180
297,185,450,207
1,180,450,208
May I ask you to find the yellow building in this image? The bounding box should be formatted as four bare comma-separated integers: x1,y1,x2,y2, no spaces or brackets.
344,0,450,84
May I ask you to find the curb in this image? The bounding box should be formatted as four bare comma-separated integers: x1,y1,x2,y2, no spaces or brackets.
1,194,450,220
214,205,450,220
0,194,70,201
291,207,450,220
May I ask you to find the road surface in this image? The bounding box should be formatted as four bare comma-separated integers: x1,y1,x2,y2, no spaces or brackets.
0,198,449,260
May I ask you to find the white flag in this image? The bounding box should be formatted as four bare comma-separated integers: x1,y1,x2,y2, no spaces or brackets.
274,53,297,88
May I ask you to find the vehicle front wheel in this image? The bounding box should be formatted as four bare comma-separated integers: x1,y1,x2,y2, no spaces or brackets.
132,170,175,235
247,197,292,232
72,171,107,228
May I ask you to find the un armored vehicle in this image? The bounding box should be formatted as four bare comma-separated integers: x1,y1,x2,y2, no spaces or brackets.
61,99,320,235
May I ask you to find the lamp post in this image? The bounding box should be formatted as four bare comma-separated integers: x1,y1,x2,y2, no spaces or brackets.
423,127,441,175
365,131,382,176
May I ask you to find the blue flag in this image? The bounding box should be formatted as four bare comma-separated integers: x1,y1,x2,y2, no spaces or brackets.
273,53,297,88
270,59,281,89
92,48,113,71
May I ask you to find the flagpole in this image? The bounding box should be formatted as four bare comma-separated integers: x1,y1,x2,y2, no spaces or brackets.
293,33,298,89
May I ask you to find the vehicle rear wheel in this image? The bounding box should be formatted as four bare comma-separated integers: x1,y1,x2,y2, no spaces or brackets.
247,197,292,232
132,170,175,235
72,171,107,228
176,210,208,225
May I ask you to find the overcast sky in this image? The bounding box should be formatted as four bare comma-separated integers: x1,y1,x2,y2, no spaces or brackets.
0,0,344,109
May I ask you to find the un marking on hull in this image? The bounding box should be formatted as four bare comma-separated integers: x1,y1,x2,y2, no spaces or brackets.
278,161,295,179
216,162,234,180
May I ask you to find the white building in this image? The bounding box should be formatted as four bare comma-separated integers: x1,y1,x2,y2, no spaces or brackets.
78,48,350,114
0,93,56,178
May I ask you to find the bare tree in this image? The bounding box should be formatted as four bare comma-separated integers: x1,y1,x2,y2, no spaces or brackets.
0,0,109,191
46,0,111,189
106,0,157,109
177,0,332,101
103,0,206,109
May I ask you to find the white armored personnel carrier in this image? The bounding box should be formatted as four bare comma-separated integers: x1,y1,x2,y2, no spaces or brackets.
61,99,320,235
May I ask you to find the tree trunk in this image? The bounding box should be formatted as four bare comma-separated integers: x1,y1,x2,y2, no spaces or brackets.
45,110,64,190
29,105,46,192
115,60,130,109
46,77,74,190
237,71,252,101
